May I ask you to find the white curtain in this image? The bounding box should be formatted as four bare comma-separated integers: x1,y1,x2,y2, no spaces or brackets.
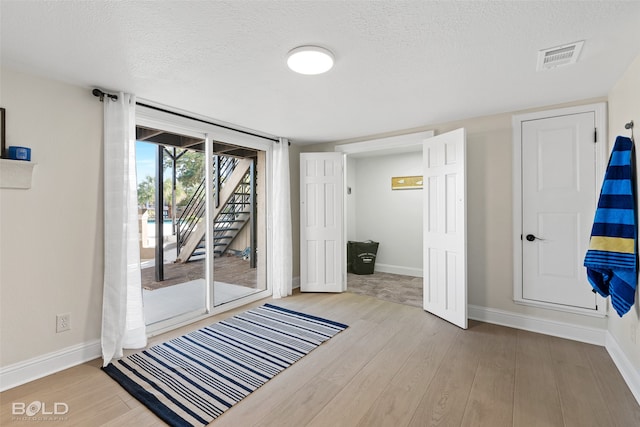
272,137,293,298
101,93,147,366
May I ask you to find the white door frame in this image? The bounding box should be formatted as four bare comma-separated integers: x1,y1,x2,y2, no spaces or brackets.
512,102,608,316
335,131,435,269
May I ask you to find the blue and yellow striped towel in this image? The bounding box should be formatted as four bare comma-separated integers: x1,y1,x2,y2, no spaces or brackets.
584,136,637,317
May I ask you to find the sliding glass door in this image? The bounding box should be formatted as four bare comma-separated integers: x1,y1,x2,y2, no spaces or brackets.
136,105,272,333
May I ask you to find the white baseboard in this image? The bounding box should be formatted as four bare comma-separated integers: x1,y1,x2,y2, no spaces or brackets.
605,332,640,405
374,263,423,277
292,276,300,289
468,304,606,345
0,339,101,392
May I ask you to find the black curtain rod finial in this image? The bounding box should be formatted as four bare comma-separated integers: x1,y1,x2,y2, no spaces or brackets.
91,88,103,100
92,88,118,102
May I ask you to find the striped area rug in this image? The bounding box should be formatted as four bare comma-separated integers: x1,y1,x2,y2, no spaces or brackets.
103,304,348,427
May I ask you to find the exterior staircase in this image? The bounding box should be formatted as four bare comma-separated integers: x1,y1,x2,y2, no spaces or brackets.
176,156,254,263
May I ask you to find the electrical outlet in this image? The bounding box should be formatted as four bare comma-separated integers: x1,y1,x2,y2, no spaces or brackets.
56,313,71,333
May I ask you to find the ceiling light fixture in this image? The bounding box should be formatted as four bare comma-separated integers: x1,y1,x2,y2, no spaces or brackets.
287,45,334,75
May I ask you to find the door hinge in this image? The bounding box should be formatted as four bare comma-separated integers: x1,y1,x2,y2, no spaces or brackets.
594,128,597,143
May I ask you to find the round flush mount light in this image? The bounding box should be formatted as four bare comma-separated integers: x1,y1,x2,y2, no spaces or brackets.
287,45,334,75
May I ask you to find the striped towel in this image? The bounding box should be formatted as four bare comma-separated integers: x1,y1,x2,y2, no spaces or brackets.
584,136,637,317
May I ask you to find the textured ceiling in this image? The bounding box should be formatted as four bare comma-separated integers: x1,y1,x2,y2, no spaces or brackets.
1,1,639,145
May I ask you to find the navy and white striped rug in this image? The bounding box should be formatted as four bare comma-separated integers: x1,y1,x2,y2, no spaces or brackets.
103,303,348,426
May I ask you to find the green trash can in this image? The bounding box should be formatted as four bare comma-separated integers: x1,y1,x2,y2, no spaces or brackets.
347,241,379,275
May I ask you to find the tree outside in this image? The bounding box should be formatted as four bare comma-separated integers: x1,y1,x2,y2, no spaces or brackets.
174,150,205,200
137,144,204,218
137,175,156,210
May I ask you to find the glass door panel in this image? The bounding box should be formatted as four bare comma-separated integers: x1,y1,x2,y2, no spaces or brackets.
212,150,266,306
136,135,207,326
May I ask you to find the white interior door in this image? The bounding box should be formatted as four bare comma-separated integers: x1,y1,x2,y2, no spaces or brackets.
521,112,598,309
423,128,468,329
300,152,345,292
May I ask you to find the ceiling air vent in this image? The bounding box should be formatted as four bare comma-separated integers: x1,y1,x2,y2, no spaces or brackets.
536,40,584,71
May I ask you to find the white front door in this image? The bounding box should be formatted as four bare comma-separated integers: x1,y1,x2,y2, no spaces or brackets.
423,128,468,329
300,152,345,292
520,112,599,309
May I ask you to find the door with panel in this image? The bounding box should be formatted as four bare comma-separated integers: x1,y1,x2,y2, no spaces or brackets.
520,111,600,310
422,128,468,329
300,152,345,293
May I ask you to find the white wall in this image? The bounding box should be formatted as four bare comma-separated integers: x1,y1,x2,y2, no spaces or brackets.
607,54,640,384
346,156,357,242
0,68,103,368
349,152,423,276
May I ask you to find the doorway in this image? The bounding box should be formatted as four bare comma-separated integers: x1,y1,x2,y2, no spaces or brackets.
301,129,469,328
344,150,424,308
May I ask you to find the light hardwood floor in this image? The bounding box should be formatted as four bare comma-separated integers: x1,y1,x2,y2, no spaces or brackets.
2,291,639,426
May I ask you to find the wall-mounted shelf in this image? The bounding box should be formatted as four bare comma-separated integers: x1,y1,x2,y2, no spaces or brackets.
0,159,36,189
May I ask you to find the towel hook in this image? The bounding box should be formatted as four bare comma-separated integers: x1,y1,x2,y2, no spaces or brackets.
625,120,634,143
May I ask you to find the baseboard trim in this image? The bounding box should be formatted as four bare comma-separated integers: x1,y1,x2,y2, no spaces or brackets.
605,331,640,405
468,304,606,345
374,263,422,277
0,339,101,392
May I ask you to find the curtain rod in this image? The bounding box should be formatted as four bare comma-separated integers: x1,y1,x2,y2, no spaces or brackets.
92,88,118,102
92,88,279,143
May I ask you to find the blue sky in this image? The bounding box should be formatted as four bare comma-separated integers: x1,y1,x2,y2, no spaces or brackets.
136,141,157,184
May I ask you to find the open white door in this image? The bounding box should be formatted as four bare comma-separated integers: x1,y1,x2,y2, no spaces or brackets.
423,128,468,329
300,152,345,292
